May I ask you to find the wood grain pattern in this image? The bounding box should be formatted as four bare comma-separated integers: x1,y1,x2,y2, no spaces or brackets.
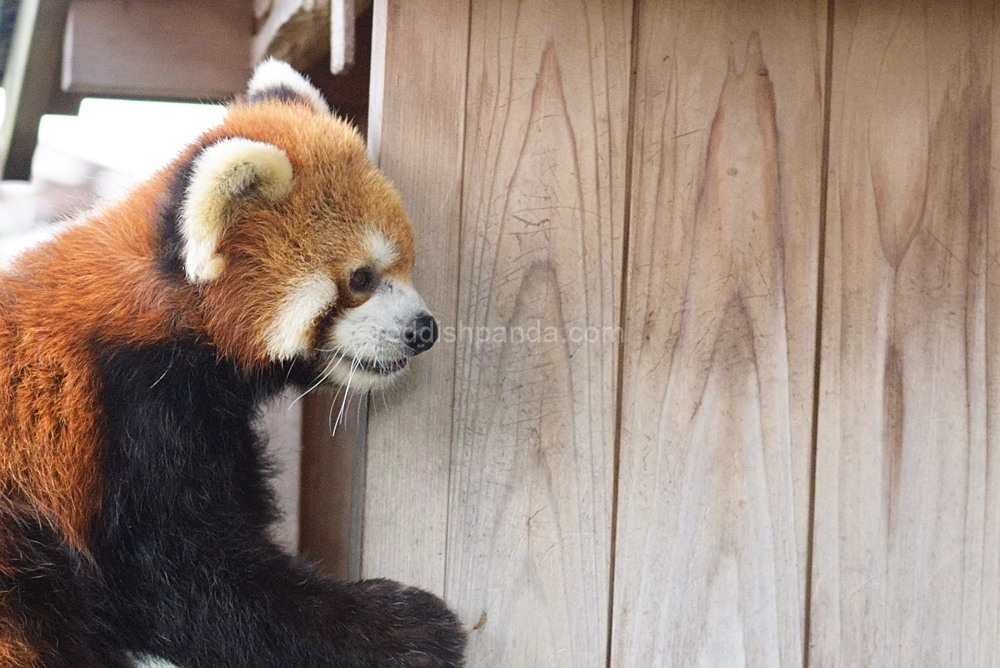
443,1,629,665
610,2,826,666
809,1,998,665
366,1,1000,665
361,0,470,595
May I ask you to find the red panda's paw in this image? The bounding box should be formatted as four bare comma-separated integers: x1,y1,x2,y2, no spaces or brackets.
347,578,467,667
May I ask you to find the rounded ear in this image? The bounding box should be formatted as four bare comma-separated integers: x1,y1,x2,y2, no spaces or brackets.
181,137,293,283
246,58,331,115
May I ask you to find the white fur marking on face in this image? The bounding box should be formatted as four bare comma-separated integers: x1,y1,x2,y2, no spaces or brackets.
323,278,430,390
247,58,331,115
181,138,292,283
265,273,338,360
364,229,398,270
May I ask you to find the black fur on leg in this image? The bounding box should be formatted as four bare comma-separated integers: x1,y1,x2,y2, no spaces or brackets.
90,338,466,667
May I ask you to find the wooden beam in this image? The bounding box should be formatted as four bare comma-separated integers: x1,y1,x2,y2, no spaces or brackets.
298,6,371,126
0,0,69,180
0,0,20,82
299,392,366,579
62,0,252,100
254,0,369,74
253,0,328,70
330,0,354,74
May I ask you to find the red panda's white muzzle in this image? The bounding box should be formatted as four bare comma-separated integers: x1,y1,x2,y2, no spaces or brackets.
321,278,435,390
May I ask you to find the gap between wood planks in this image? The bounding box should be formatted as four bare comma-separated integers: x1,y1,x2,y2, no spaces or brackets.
604,0,642,666
439,0,475,618
803,1,836,667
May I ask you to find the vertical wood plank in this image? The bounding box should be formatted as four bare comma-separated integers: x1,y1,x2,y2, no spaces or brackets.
299,392,365,579
810,1,998,665
981,6,1000,663
361,0,470,594
330,0,355,74
444,1,630,665
980,2,1000,666
610,1,827,665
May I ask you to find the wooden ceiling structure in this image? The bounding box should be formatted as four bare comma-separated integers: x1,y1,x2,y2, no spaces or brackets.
0,0,364,180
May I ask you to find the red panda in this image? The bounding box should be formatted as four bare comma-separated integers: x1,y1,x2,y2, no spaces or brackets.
0,60,463,667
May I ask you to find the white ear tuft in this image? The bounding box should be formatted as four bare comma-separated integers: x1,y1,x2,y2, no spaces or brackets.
247,58,331,115
181,137,293,283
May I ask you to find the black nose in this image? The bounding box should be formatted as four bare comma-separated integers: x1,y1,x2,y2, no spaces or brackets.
404,314,438,354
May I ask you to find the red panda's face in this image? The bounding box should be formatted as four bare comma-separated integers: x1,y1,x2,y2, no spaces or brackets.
170,60,437,390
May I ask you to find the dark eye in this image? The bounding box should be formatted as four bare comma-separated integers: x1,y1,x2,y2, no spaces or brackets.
349,267,378,293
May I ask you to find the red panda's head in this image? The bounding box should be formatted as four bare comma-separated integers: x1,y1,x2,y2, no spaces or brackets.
167,59,435,390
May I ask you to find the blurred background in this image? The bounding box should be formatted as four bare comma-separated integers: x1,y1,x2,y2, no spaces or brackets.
0,95,226,260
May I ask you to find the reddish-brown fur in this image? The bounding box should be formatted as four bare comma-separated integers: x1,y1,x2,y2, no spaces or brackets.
0,98,416,663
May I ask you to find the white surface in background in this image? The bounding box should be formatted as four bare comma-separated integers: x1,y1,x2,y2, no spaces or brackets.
36,98,227,198
0,181,38,234
0,222,60,267
0,96,228,229
261,388,303,553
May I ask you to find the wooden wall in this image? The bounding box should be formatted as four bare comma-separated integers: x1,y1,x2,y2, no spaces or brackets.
812,1,1000,665
362,0,1000,665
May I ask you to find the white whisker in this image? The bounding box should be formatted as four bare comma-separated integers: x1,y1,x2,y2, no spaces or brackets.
289,373,328,408
327,384,346,434
331,358,360,437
